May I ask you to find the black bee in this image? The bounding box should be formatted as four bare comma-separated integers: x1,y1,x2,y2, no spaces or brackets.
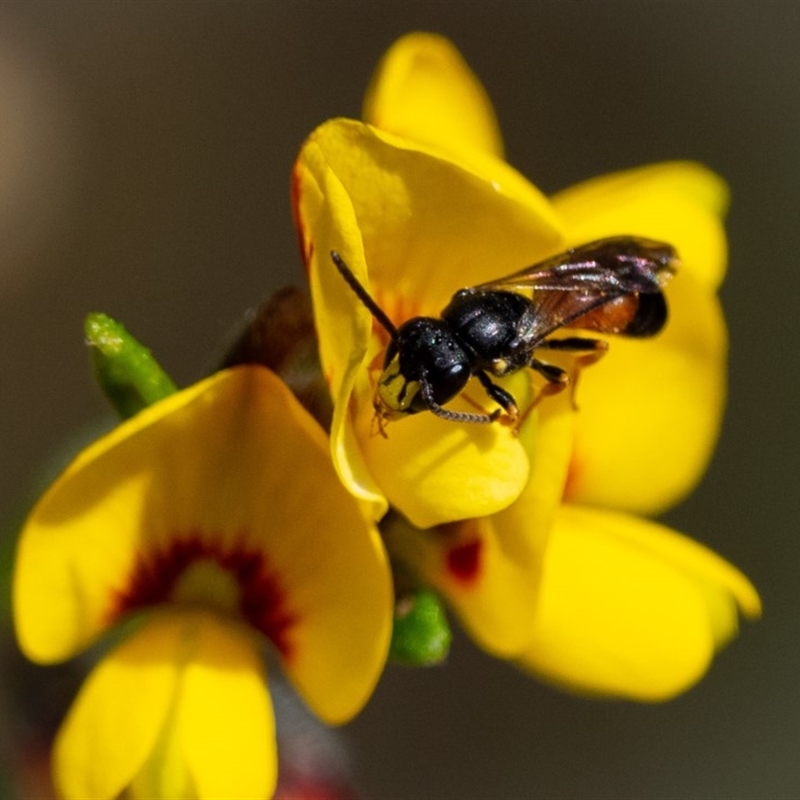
330,236,678,428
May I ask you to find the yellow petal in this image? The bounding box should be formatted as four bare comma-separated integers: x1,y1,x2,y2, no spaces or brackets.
54,617,177,799
361,400,530,530
552,161,729,290
293,139,388,521
363,32,504,159
173,614,275,800
55,610,276,800
565,269,726,514
519,506,759,701
296,119,563,318
255,417,393,725
14,373,238,664
294,118,563,524
383,397,574,655
14,366,392,731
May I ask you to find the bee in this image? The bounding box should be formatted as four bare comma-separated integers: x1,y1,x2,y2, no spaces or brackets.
330,236,678,429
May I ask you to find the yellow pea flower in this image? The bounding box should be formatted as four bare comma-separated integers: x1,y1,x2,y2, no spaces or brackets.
14,367,392,798
293,32,759,699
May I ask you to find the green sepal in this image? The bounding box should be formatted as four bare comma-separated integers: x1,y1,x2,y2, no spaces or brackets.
389,586,452,666
85,313,177,419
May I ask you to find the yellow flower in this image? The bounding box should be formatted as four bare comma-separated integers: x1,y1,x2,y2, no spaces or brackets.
293,32,760,699
293,114,561,529
14,367,392,799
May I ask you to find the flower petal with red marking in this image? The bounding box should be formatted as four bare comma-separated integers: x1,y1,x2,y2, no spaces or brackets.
14,367,392,724
384,397,574,655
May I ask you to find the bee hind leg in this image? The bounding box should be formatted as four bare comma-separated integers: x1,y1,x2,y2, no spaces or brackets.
535,337,608,409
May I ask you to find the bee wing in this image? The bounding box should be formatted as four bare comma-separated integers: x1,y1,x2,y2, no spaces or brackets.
475,236,677,295
513,288,625,346
475,237,676,344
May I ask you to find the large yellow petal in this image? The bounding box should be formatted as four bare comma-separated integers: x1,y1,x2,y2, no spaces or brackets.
54,616,177,799
296,119,563,318
360,396,530,530
552,161,729,290
14,365,393,728
137,362,392,724
518,506,759,701
565,269,727,514
363,32,504,160
293,118,563,525
55,610,275,800
172,614,276,800
293,136,389,521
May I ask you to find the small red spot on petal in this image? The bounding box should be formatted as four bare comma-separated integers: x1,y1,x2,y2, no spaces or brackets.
446,539,482,584
438,519,484,586
109,534,297,657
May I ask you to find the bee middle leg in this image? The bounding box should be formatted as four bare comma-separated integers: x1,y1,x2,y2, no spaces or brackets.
474,371,519,424
492,359,569,434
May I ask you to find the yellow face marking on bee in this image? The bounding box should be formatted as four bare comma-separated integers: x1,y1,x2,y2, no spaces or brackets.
377,355,421,414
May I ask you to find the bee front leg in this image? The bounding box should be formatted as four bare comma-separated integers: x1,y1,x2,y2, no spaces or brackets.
420,377,498,424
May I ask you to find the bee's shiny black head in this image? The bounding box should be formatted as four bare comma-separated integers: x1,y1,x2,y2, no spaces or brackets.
376,317,472,416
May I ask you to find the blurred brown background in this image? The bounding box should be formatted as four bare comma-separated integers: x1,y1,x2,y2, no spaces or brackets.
1,2,797,798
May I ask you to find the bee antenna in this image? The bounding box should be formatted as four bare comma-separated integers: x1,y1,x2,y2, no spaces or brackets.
330,251,398,337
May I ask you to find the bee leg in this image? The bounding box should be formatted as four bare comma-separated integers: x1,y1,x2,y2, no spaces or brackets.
536,336,605,352
475,371,519,423
497,360,569,434
530,359,570,388
420,377,498,424
536,337,608,408
370,399,391,439
537,336,608,363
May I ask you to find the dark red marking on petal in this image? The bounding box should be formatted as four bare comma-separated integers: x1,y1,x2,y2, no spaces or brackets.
437,520,484,586
109,534,297,657
446,539,483,585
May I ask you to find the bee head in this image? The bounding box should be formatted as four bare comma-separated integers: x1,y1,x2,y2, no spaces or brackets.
375,317,472,419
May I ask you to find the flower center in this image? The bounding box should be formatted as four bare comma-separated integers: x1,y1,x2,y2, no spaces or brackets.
110,534,297,656
171,559,240,613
